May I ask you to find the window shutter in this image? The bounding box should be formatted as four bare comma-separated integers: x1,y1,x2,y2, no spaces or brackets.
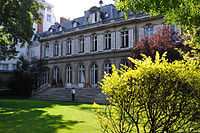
111,32,115,50
97,34,103,51
116,31,121,49
49,44,53,57
129,29,134,48
42,45,45,58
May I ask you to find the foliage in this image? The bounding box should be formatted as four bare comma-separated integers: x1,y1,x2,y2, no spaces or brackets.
132,26,190,62
29,57,45,88
0,0,43,60
114,0,200,48
93,52,200,133
8,56,36,96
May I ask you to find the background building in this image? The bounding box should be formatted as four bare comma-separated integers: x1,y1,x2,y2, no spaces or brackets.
0,0,56,71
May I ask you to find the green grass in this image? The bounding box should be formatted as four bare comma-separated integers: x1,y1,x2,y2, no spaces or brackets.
0,99,101,133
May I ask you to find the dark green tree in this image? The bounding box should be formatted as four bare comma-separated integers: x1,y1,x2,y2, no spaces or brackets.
0,0,43,60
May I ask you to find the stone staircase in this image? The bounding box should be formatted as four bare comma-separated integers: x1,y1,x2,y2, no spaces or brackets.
30,87,108,104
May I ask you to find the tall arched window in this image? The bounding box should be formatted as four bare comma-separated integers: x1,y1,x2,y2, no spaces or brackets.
90,64,98,85
104,62,112,74
53,67,59,83
66,66,72,84
145,26,154,38
120,60,129,71
78,65,85,84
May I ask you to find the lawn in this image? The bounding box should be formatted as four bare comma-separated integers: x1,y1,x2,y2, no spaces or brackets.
0,99,101,133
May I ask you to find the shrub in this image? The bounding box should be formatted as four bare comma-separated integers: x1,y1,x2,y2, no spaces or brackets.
93,52,200,133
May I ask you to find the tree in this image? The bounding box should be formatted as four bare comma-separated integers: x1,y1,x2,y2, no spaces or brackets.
0,0,43,60
93,53,200,133
114,0,200,48
132,26,191,62
8,56,36,97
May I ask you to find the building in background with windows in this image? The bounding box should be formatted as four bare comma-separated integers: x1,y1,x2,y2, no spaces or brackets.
0,0,56,72
34,2,180,89
28,0,56,62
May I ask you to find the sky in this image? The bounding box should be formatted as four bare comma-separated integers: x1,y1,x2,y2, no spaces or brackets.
45,0,115,22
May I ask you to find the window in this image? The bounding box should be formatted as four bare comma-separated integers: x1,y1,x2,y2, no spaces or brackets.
66,40,72,55
58,26,62,31
12,64,17,70
92,13,97,23
47,7,51,12
104,62,112,74
79,37,84,53
73,22,77,28
53,43,59,57
121,29,129,48
44,45,49,58
47,14,51,22
31,51,35,59
90,64,98,85
120,61,129,71
145,26,154,38
105,32,111,50
42,70,49,84
2,64,9,70
49,28,53,33
105,12,109,18
79,65,85,84
66,66,72,84
53,67,59,83
91,34,97,51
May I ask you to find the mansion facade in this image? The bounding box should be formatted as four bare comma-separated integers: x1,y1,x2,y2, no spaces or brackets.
35,4,165,89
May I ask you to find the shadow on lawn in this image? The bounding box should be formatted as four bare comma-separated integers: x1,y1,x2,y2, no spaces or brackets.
0,99,86,133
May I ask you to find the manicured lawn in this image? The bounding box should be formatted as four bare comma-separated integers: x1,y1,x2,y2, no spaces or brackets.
0,99,101,133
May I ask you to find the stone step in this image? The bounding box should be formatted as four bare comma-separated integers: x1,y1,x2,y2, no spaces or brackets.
30,87,108,104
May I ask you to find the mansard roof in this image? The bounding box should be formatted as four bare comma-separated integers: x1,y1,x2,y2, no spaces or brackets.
34,4,148,41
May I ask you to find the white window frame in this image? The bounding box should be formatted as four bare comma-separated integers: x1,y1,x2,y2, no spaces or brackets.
104,62,112,74
66,40,72,55
47,14,51,22
53,43,59,57
53,67,59,83
90,64,98,85
105,32,111,50
91,34,97,51
44,44,49,58
121,29,129,48
78,65,85,87
145,26,154,38
79,37,84,53
66,66,72,84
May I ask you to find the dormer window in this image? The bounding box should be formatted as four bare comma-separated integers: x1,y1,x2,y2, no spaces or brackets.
105,12,109,18
49,28,53,33
58,26,62,31
73,22,78,28
92,13,97,23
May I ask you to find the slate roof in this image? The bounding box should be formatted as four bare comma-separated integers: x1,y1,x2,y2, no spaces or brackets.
34,4,143,40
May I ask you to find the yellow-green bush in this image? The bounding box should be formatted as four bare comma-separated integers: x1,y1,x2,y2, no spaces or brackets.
93,52,200,133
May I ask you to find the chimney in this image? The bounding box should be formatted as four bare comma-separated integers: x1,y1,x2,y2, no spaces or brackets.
37,14,43,33
60,17,70,24
99,0,103,7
